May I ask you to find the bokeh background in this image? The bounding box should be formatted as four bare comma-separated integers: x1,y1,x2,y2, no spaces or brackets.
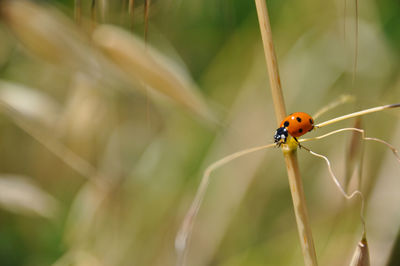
0,0,399,265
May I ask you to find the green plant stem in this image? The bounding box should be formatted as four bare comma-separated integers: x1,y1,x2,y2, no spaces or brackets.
254,0,318,265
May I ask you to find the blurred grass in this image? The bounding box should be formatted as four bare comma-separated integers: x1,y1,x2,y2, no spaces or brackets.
0,0,399,266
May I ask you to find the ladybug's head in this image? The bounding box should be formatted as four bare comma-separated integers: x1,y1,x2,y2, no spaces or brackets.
274,127,288,145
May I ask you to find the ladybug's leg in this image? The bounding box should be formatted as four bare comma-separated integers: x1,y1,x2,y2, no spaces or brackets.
293,137,302,149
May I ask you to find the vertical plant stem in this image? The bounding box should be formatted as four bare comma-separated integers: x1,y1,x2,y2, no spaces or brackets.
254,0,286,121
129,0,135,30
352,0,358,87
254,0,318,265
74,0,81,25
144,0,151,41
91,0,97,29
283,153,318,266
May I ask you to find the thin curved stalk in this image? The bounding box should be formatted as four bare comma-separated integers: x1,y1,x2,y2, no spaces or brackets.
175,143,275,266
301,145,366,235
315,104,400,128
300,127,400,164
312,94,354,120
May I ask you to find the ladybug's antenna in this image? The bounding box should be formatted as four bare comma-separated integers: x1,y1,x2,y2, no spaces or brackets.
315,103,400,129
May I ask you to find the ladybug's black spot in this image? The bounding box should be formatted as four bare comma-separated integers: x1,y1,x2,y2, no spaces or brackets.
284,121,289,127
308,125,314,132
299,128,303,133
309,118,313,124
296,117,302,122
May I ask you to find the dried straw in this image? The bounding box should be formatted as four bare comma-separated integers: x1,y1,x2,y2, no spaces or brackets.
254,0,318,265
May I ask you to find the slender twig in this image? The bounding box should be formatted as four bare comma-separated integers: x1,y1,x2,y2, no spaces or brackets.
352,0,358,87
315,103,400,128
129,0,135,30
254,1,318,265
175,143,275,266
343,0,347,40
299,126,400,238
300,127,400,163
312,94,354,120
74,0,81,25
301,145,366,235
144,0,151,41
91,0,96,29
143,0,151,126
254,0,286,121
364,137,400,163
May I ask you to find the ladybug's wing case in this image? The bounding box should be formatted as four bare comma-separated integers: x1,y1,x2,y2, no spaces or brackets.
280,112,314,138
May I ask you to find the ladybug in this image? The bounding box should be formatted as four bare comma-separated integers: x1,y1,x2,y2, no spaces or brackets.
274,112,314,145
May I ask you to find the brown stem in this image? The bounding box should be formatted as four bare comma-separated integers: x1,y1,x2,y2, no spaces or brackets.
144,0,151,41
91,0,97,30
74,0,81,25
254,0,318,265
129,0,135,30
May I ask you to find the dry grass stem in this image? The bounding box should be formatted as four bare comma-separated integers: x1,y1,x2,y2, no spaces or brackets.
315,103,400,128
352,0,359,87
175,143,275,266
301,144,366,234
91,0,96,29
301,127,400,239
344,118,363,190
312,95,354,120
281,152,318,266
255,0,318,265
129,0,135,30
364,137,400,163
301,126,400,163
74,0,81,24
343,0,347,39
301,128,400,164
144,0,151,41
254,0,286,121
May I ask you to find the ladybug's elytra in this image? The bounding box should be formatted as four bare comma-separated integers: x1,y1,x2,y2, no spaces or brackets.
274,112,314,145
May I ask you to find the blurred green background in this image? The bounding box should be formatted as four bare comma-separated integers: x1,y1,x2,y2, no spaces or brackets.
0,0,399,265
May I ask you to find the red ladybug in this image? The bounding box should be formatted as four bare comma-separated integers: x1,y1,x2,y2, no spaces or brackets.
274,112,314,145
